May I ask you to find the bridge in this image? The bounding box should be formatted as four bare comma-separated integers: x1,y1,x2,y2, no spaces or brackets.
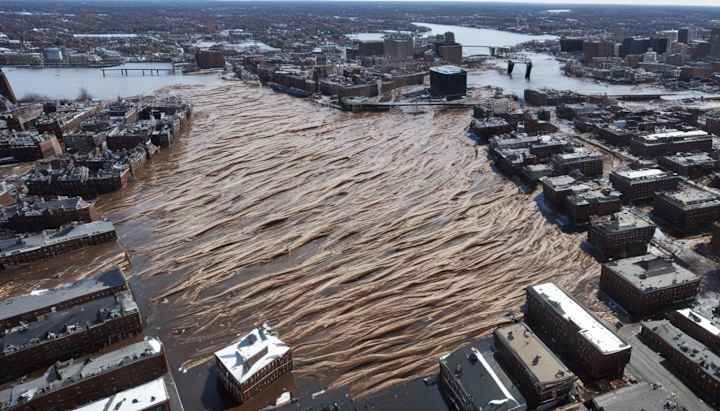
101,67,178,77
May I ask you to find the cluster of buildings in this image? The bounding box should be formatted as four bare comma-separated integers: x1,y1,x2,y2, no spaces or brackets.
560,23,720,90
0,266,184,410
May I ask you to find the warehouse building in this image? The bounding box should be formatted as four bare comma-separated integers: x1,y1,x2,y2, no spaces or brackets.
0,338,169,411
215,323,292,404
667,309,720,355
654,184,720,234
565,189,623,227
588,210,656,261
525,283,631,380
541,175,594,211
439,336,527,411
494,323,576,410
640,320,720,405
609,168,681,202
600,254,700,316
551,148,603,178
582,382,687,411
630,129,713,157
658,152,717,178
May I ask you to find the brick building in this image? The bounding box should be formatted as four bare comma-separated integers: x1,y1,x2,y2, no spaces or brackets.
654,184,720,234
565,189,623,227
600,254,700,316
0,338,169,411
0,221,117,267
551,148,603,178
195,50,226,69
588,210,656,261
494,323,576,410
215,323,293,404
1,289,142,384
541,175,593,211
630,129,713,157
439,336,527,411
0,266,127,329
658,152,717,178
609,168,681,202
667,309,720,355
640,320,720,405
0,197,98,232
525,283,631,380
583,382,688,411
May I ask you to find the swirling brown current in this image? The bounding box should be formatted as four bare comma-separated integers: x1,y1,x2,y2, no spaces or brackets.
3,82,611,408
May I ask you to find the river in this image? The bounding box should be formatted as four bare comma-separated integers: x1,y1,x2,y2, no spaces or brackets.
4,62,223,100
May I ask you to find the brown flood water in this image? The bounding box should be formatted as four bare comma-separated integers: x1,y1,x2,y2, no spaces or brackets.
2,82,609,410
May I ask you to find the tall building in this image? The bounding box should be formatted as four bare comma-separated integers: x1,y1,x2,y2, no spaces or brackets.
195,50,225,69
583,41,615,63
429,66,467,99
711,26,720,57
383,35,414,61
621,37,651,57
679,28,690,44
0,69,16,104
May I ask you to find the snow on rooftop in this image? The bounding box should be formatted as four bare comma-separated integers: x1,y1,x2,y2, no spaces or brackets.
70,378,169,411
643,129,708,141
532,283,629,354
621,168,666,179
676,309,720,337
214,323,290,385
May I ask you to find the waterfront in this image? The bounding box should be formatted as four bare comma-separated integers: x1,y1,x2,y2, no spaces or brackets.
4,63,223,100
14,82,600,409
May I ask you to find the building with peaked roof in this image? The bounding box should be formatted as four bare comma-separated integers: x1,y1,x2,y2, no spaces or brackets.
214,323,292,404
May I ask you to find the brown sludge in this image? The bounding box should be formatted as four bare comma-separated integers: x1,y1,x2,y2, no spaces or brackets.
91,82,604,397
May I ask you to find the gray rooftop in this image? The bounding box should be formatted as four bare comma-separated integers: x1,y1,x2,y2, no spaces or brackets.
643,320,720,384
611,168,675,182
440,337,527,411
0,338,163,409
0,266,126,324
591,210,655,233
2,291,138,355
0,221,115,256
658,184,720,210
603,254,699,293
589,382,686,411
661,152,716,166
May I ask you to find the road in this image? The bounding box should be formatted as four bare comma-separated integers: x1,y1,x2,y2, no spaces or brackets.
618,324,715,411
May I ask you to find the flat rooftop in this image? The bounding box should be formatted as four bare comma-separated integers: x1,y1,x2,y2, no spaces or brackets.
541,175,576,189
355,376,450,411
553,149,602,162
530,283,630,355
591,210,655,233
430,65,465,75
495,323,575,385
214,323,290,385
70,377,168,411
268,387,355,411
589,382,686,411
658,184,720,210
638,129,709,142
2,291,138,355
661,152,716,166
674,308,720,338
439,336,526,411
643,320,720,384
567,189,622,206
0,221,115,256
603,254,699,293
0,338,163,409
611,168,673,182
0,266,126,324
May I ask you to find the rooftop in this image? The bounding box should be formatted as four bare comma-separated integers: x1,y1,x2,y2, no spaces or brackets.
603,254,699,293
661,152,716,166
494,323,575,386
0,221,115,256
70,377,168,411
643,320,720,383
439,336,526,411
638,129,709,142
0,338,163,409
674,308,720,338
591,210,655,233
589,382,686,411
658,184,720,209
529,283,630,355
0,266,126,324
611,168,673,181
214,323,290,385
430,65,464,75
268,387,355,411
